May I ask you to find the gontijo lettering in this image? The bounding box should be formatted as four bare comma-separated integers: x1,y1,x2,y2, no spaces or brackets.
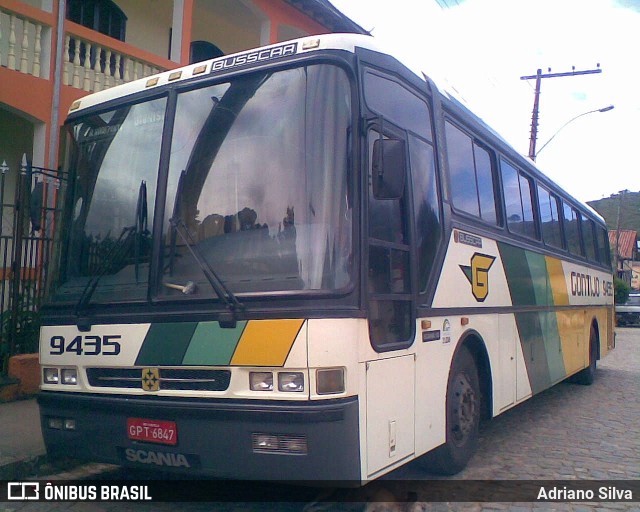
570,272,613,297
211,42,298,72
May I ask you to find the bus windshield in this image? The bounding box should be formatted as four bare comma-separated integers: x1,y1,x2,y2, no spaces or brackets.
51,63,353,305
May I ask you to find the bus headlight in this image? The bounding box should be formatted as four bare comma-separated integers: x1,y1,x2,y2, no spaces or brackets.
278,372,304,392
316,368,345,395
43,368,59,384
61,368,78,385
249,372,273,391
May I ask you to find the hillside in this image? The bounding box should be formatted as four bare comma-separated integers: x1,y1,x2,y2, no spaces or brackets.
587,190,640,233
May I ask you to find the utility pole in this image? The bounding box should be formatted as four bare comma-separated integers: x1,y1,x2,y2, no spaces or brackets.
615,189,628,280
520,66,602,161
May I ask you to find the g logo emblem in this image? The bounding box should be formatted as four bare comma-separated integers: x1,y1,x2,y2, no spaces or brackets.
460,253,496,302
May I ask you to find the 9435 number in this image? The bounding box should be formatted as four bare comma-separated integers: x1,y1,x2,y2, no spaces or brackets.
49,335,121,356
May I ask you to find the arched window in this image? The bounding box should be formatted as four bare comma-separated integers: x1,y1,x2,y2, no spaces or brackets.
190,41,224,64
67,0,127,41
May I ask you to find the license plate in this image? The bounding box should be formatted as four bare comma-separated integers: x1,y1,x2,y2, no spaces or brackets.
127,418,178,446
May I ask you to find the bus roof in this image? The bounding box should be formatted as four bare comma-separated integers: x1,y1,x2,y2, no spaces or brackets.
68,34,384,114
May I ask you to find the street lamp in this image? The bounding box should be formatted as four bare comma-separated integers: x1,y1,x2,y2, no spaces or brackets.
535,105,614,158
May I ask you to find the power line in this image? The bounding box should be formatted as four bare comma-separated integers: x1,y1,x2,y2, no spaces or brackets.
520,65,602,161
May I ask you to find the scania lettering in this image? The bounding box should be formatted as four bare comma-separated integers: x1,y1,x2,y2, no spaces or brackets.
124,449,191,468
38,34,614,483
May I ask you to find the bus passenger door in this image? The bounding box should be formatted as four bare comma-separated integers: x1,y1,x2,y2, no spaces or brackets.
366,355,415,475
365,127,416,475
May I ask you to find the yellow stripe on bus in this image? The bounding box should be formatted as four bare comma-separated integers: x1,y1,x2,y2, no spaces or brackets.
555,310,585,376
230,319,305,366
545,256,569,306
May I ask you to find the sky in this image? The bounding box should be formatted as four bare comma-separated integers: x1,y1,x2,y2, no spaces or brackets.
330,0,640,203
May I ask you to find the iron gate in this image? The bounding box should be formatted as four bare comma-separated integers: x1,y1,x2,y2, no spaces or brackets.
0,159,64,374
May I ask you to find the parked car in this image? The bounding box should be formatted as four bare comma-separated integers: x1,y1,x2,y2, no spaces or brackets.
616,293,640,326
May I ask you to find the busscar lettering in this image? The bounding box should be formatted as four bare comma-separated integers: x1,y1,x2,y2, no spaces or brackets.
210,42,297,72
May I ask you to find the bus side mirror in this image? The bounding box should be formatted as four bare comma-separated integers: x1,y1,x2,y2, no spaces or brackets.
372,138,406,200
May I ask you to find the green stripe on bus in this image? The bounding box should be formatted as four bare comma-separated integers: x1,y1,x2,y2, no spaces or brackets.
182,321,247,365
499,243,567,391
525,251,552,306
514,312,551,394
135,322,198,366
498,244,536,306
541,311,566,383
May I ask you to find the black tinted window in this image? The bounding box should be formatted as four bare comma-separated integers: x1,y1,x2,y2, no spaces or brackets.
538,185,562,248
446,122,498,224
409,134,441,292
598,227,611,266
563,203,582,255
364,71,432,140
582,217,597,261
501,159,536,239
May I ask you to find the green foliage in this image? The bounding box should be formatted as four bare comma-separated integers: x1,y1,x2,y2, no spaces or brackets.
0,282,41,375
614,277,630,304
1,308,41,353
587,190,640,232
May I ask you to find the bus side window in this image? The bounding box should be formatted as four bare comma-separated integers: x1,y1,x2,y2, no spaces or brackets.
582,217,597,262
501,159,537,239
562,202,582,256
598,227,611,266
445,121,498,224
409,134,441,293
537,185,563,248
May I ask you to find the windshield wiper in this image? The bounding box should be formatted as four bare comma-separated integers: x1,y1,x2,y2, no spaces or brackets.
74,224,137,329
167,170,244,327
133,180,149,282
75,180,149,330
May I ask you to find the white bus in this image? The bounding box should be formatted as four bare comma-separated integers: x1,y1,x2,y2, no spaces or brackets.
38,34,614,482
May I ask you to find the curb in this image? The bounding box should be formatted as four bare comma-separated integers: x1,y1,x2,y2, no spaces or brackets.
0,454,48,480
0,455,85,481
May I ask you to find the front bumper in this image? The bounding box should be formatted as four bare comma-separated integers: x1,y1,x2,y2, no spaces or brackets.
38,391,361,481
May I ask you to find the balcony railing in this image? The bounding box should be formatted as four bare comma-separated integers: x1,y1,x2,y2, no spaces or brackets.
62,25,172,93
0,5,49,79
1,5,174,93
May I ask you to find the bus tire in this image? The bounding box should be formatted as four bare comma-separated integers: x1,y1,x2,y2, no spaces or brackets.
420,345,480,475
572,325,597,386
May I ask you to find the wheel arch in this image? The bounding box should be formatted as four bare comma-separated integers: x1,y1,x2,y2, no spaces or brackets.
457,329,493,421
590,316,601,361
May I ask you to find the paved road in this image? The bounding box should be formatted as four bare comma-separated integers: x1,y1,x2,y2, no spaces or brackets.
6,328,640,511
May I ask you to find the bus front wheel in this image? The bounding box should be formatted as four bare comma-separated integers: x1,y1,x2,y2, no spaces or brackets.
420,345,480,475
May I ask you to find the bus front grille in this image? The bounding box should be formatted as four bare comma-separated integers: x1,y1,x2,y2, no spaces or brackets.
86,368,232,391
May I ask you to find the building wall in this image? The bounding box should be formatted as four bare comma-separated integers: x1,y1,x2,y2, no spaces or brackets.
0,109,34,207
191,0,263,55
118,0,174,60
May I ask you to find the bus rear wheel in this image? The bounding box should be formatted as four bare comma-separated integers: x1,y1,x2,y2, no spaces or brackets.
420,345,480,475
